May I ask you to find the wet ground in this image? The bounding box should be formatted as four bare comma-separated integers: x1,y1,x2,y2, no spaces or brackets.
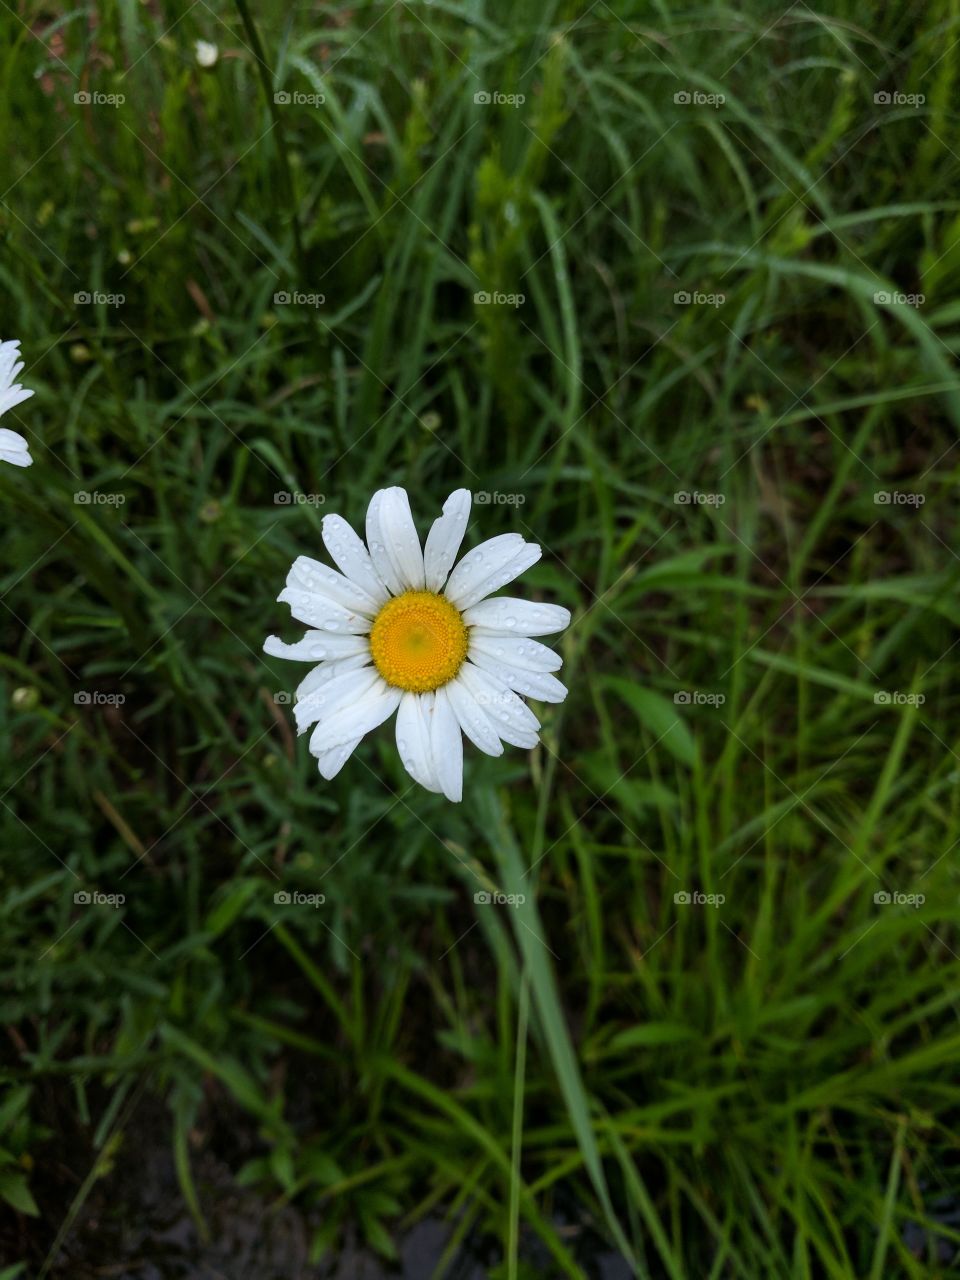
9,1090,959,1276
5,1094,635,1279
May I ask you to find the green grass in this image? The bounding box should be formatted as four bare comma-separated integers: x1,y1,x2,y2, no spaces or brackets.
3,0,960,1274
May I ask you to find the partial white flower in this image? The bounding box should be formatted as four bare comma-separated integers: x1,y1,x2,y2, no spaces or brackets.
265,487,571,801
194,39,219,68
0,340,34,468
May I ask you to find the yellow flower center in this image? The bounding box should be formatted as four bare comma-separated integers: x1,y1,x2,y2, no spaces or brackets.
369,590,468,693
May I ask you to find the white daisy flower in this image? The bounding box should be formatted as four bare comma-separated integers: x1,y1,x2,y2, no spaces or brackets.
0,339,34,468
265,487,571,801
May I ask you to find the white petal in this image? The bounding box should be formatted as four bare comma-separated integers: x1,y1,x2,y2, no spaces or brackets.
444,536,541,610
293,661,378,735
0,341,24,390
365,490,406,596
457,544,542,611
264,631,369,663
316,737,363,780
457,662,540,748
429,686,463,802
321,513,389,605
0,428,29,451
468,649,568,703
285,555,380,616
0,343,32,420
379,486,425,590
423,489,471,592
309,680,402,754
443,534,522,606
0,446,32,468
463,597,571,636
277,586,372,634
396,691,442,792
469,633,562,672
445,675,504,757
295,655,371,702
0,387,33,417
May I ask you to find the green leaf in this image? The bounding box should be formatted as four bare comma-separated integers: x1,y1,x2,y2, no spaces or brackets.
204,878,264,937
601,677,697,766
0,1171,38,1216
606,1022,699,1053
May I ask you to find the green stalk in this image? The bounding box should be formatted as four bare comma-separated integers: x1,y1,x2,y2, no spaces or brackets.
232,0,307,279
